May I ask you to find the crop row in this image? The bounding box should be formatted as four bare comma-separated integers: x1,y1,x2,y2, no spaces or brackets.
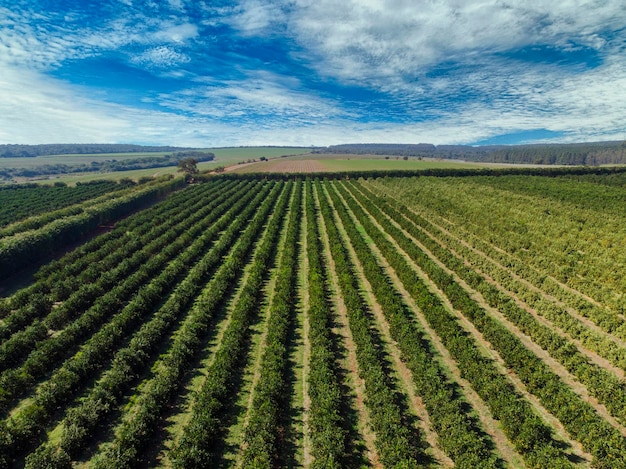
303,180,347,467
337,180,573,467
171,181,293,468
366,181,626,426
241,181,302,466
316,180,423,467
0,179,240,350
30,181,287,468
28,178,235,302
0,179,234,321
0,176,185,279
0,180,254,413
371,176,625,314
329,181,500,468
347,179,626,467
0,181,276,465
0,181,123,228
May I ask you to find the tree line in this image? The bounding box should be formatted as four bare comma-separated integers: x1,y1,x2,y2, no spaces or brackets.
316,141,626,165
0,144,197,158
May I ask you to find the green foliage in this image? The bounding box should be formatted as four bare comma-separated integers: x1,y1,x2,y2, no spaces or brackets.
2,172,626,467
0,177,185,280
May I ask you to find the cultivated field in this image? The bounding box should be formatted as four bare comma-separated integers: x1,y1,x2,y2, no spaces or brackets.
1,171,626,468
230,154,515,173
0,147,310,184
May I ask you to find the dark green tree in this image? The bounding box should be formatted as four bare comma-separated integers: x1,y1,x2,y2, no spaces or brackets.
177,158,199,182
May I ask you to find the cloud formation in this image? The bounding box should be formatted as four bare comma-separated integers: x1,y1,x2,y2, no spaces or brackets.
1,0,626,146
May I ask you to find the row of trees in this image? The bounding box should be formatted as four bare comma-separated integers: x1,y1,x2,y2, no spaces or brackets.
47,182,284,467
316,181,424,467
343,180,573,467
215,164,626,182
318,141,626,166
0,180,271,465
171,182,292,467
0,180,123,227
381,186,626,424
0,181,245,382
0,176,185,280
241,181,302,466
332,181,500,467
303,181,348,467
350,180,626,467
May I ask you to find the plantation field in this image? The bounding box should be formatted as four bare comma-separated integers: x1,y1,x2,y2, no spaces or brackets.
1,171,626,467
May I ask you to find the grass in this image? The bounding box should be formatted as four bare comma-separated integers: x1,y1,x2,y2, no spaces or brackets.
1,147,311,185
232,154,532,173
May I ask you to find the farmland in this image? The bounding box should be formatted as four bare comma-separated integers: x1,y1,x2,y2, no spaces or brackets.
1,169,626,467
0,147,311,184
230,154,522,174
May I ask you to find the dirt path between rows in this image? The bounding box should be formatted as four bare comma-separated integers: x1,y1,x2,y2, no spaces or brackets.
299,186,313,467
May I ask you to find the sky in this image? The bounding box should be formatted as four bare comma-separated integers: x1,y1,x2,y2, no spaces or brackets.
1,1,626,147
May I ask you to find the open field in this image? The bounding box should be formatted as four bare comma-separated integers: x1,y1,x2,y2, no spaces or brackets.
0,147,310,184
1,170,626,467
231,153,546,173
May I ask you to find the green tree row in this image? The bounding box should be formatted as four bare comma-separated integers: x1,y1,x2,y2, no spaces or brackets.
0,181,244,371
371,184,626,427
0,181,273,465
0,177,185,280
171,182,293,468
241,181,302,466
341,180,573,468
32,182,286,467
330,181,500,468
0,180,123,227
316,181,424,467
303,180,348,467
0,181,251,413
349,179,626,467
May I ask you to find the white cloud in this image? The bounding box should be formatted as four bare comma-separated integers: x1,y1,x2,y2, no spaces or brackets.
285,0,626,83
2,1,626,147
152,23,198,43
132,46,191,68
227,0,287,36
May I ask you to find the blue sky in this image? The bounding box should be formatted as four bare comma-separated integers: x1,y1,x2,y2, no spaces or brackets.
1,0,625,147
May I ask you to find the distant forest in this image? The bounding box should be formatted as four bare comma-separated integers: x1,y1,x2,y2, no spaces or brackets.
0,144,197,158
317,141,626,165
